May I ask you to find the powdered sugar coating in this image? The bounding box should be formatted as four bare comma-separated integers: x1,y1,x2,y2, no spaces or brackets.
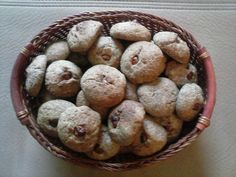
132,116,167,156
46,41,70,62
25,55,47,97
153,31,190,64
86,126,120,160
37,99,75,137
108,100,145,146
45,60,82,97
58,106,101,152
76,90,90,107
67,20,103,52
120,41,166,84
76,90,108,120
165,60,198,87
154,114,183,142
88,36,124,68
176,83,204,121
125,81,138,101
110,21,151,41
81,65,126,107
137,77,179,117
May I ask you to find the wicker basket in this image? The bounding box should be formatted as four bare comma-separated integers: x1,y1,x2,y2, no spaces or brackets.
10,11,216,171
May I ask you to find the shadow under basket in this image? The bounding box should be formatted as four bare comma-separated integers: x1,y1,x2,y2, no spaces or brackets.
10,11,216,171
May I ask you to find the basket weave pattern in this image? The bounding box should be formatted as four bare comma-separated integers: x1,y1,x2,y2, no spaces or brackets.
10,11,216,171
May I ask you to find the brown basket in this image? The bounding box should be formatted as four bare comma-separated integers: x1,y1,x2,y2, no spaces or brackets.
10,11,216,171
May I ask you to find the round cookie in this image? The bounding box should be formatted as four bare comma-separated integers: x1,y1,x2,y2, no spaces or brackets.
120,41,166,84
88,36,124,68
76,90,108,120
45,60,82,97
108,100,145,146
37,99,75,137
153,31,190,64
165,60,198,87
86,126,120,160
110,21,151,41
67,20,103,52
132,117,167,156
58,106,101,152
25,55,47,97
137,77,179,117
45,41,70,62
154,114,183,142
125,81,138,101
176,83,204,121
80,65,126,107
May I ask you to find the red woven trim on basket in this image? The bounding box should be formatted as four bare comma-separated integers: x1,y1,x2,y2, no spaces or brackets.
196,47,216,131
10,43,35,125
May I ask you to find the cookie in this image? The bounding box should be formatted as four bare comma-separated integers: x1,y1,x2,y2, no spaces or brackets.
76,90,108,120
86,126,120,160
37,99,75,137
137,77,179,117
154,114,183,142
165,60,197,87
125,81,138,101
108,100,145,146
110,21,151,41
132,117,167,156
25,55,47,97
58,106,101,152
45,41,70,62
120,41,166,84
80,65,126,107
45,60,82,97
88,36,124,68
176,83,204,121
67,20,103,52
153,31,190,64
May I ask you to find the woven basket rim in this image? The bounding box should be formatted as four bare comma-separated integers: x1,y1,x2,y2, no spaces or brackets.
10,10,216,171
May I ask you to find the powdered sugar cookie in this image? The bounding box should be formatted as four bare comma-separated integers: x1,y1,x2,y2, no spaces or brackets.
110,21,151,41
58,106,101,152
37,99,75,137
176,83,204,121
81,65,126,107
108,100,145,146
132,117,167,156
25,55,47,97
137,77,179,117
67,20,103,52
153,31,190,64
165,60,197,87
88,36,124,68
45,60,82,97
120,41,166,84
86,126,120,160
46,41,70,62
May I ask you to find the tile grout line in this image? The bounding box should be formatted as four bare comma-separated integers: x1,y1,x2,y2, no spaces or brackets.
0,1,236,10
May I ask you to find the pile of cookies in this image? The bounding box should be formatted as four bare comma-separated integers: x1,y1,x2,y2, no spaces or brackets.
25,20,204,160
